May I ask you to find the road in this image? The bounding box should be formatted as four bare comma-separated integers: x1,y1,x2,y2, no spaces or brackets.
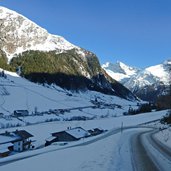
131,130,160,171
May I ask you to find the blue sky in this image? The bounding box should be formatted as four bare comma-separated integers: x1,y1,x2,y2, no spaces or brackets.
1,0,171,68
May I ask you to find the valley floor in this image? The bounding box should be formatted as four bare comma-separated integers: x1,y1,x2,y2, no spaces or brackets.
0,110,171,171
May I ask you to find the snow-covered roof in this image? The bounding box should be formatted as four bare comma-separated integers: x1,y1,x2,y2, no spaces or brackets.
0,142,13,153
0,130,33,144
46,136,56,142
13,130,33,139
0,135,16,144
65,127,90,139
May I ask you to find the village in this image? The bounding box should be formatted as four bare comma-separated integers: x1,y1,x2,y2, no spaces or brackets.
0,126,105,158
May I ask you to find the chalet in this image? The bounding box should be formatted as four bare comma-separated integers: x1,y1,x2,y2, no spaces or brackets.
12,130,33,152
45,127,90,146
13,110,29,117
0,130,33,156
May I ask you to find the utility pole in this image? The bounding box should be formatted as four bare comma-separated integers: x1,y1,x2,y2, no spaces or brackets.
121,122,123,133
169,63,171,115
169,63,171,116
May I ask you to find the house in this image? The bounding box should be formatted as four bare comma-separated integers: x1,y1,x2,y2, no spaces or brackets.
0,130,33,154
12,130,33,152
45,127,90,146
13,110,29,117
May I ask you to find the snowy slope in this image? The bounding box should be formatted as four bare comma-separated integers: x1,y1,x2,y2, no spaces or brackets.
0,68,138,128
124,69,160,91
146,60,171,85
0,6,80,61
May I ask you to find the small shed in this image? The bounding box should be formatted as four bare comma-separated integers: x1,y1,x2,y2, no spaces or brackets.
88,128,104,136
45,127,90,146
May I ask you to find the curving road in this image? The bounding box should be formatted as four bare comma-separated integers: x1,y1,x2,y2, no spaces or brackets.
131,130,160,171
130,129,171,171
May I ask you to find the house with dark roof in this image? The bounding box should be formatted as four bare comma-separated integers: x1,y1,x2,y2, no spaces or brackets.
12,130,33,152
0,130,33,156
45,127,90,146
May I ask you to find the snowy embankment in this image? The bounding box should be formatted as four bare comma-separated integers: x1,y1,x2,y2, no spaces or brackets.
154,126,171,149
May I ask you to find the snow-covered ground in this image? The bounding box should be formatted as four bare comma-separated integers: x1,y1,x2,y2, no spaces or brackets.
0,110,169,171
142,115,171,150
0,69,170,171
0,69,138,128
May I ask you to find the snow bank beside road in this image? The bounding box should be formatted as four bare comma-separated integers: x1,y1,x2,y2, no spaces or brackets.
154,126,171,149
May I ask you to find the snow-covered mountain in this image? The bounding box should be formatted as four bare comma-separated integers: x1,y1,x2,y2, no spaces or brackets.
146,60,171,85
0,6,78,62
0,6,137,100
102,60,171,101
102,61,140,84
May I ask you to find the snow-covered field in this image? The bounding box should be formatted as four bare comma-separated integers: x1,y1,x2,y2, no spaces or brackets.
0,69,138,128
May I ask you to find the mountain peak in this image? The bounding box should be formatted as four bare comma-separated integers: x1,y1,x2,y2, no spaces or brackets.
102,61,139,83
0,6,77,61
